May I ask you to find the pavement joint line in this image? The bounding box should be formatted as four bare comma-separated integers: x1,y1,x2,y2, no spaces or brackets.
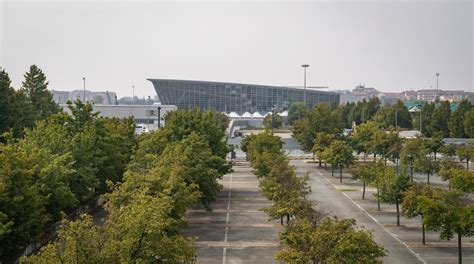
315,170,427,264
222,172,232,264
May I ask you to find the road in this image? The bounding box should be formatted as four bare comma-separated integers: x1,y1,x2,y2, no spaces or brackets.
291,160,424,264
182,161,280,264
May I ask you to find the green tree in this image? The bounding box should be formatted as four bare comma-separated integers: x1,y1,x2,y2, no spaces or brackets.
449,100,471,138
455,142,474,170
0,145,49,262
324,140,355,182
276,217,386,264
0,69,13,138
311,132,335,167
21,65,59,120
430,101,451,137
400,137,424,181
287,101,307,125
401,183,442,245
419,189,474,264
428,132,444,161
351,121,379,162
463,108,474,138
263,113,282,130
447,168,474,193
353,163,377,200
293,103,343,152
379,172,411,226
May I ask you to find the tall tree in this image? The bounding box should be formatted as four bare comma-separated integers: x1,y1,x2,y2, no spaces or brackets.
379,172,411,226
419,189,474,264
463,108,474,138
430,101,451,137
21,65,59,120
324,140,355,182
287,101,307,125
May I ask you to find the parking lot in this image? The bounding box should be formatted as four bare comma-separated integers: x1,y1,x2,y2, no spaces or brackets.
182,161,281,264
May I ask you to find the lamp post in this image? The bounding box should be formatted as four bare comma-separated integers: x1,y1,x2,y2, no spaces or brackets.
157,106,162,129
301,64,310,107
436,73,440,90
82,77,86,102
132,85,135,103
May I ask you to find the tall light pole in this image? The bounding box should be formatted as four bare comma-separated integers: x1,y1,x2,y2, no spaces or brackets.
132,85,135,103
302,64,310,107
436,73,440,90
82,77,86,102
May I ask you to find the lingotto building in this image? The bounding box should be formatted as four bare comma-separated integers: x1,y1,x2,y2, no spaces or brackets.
148,79,340,113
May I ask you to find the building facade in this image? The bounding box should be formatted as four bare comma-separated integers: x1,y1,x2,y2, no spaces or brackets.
148,79,340,113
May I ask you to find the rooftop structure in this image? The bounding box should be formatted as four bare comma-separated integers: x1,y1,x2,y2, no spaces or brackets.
148,79,340,113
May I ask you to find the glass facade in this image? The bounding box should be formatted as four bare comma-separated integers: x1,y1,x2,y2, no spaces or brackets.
149,79,340,113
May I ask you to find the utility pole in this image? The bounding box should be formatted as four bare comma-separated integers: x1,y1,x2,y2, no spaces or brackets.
302,64,310,107
82,77,86,102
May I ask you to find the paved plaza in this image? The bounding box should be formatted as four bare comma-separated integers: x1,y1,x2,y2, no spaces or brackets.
182,161,281,264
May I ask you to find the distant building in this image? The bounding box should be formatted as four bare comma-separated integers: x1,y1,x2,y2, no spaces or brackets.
51,90,70,104
148,79,340,113
51,90,117,105
60,104,177,131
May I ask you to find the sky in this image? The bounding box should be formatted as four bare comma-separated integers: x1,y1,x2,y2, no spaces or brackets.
1,0,473,98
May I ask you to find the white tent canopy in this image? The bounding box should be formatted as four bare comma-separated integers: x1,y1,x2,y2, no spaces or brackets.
228,112,241,118
252,112,264,118
241,112,252,118
279,111,288,117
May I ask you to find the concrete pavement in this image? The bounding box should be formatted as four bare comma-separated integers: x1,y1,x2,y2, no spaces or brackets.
293,160,474,264
182,161,280,264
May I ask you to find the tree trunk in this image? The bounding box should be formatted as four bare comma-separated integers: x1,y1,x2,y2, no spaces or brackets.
362,181,366,200
280,216,283,226
422,223,426,245
318,159,322,167
458,230,462,264
339,166,343,183
377,187,381,211
374,153,377,162
287,214,290,225
467,158,469,171
331,166,334,176
396,200,400,226
410,166,414,182
434,152,437,161
427,172,430,184
324,162,327,170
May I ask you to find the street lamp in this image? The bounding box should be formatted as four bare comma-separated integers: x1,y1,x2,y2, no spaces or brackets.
301,64,310,107
82,77,86,102
436,73,440,90
157,106,162,129
132,85,135,103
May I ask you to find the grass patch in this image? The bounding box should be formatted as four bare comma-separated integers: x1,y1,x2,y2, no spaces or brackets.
339,188,358,192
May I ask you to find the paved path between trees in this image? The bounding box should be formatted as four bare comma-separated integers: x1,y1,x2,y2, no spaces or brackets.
182,161,280,264
293,160,474,264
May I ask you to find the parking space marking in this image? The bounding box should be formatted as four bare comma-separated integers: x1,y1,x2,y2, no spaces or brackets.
222,172,232,264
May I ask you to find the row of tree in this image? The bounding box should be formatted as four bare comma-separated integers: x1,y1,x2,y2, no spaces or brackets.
241,132,386,263
20,109,232,263
0,101,137,262
288,97,474,138
293,102,473,263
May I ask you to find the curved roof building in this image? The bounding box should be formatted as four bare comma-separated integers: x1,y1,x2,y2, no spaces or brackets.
148,79,340,113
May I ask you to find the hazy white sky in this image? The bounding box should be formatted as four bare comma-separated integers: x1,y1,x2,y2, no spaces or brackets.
1,0,473,98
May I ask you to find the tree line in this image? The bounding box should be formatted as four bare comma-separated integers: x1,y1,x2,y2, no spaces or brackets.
292,102,474,263
241,132,386,263
288,97,474,138
19,108,231,263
